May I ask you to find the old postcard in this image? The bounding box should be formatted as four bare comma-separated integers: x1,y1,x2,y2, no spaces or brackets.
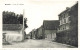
0,0,79,50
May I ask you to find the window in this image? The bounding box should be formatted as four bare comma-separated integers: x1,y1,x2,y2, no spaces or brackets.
64,19,66,23
58,27,60,31
63,27,64,30
60,17,62,20
66,24,69,29
65,13,68,17
60,20,61,25
63,19,64,24
62,14,65,18
68,17,70,23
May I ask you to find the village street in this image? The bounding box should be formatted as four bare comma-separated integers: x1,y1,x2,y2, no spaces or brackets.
3,39,76,48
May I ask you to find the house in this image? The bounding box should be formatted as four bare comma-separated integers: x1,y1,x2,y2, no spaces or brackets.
56,2,78,47
3,24,24,42
43,20,59,40
29,26,45,39
29,29,36,39
36,26,45,39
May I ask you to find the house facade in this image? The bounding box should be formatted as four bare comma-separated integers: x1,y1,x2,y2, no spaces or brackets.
58,8,70,32
29,29,36,39
43,20,59,41
56,3,78,47
36,26,45,39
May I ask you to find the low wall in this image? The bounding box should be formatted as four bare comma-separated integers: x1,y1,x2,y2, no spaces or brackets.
5,34,23,42
56,30,78,47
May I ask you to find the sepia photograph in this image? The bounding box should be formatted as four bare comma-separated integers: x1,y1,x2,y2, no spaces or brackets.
1,0,78,48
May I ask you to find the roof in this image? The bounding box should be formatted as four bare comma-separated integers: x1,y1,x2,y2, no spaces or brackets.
58,8,70,17
69,2,78,16
58,2,78,17
3,24,23,30
43,20,59,30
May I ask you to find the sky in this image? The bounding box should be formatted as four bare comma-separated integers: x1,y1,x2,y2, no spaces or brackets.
24,1,77,34
0,0,77,34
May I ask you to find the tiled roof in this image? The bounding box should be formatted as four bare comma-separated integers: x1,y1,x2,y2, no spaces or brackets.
3,24,23,30
43,20,59,30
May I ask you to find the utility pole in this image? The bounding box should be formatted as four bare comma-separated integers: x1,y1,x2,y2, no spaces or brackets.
22,9,24,41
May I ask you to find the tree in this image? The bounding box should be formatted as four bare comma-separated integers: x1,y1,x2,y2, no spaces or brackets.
3,11,23,24
18,14,23,24
24,18,28,29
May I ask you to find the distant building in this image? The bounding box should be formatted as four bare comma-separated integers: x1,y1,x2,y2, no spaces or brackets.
43,20,59,40
30,26,45,39
25,34,30,39
36,26,45,39
29,29,36,39
56,2,78,47
34,29,38,39
3,24,24,42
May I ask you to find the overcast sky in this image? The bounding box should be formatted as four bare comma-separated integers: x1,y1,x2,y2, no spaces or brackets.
25,1,77,34
0,0,77,34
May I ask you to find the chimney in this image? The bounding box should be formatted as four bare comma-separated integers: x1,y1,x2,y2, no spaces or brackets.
66,7,70,10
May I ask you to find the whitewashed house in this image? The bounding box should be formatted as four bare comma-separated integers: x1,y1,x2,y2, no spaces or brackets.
3,24,24,42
